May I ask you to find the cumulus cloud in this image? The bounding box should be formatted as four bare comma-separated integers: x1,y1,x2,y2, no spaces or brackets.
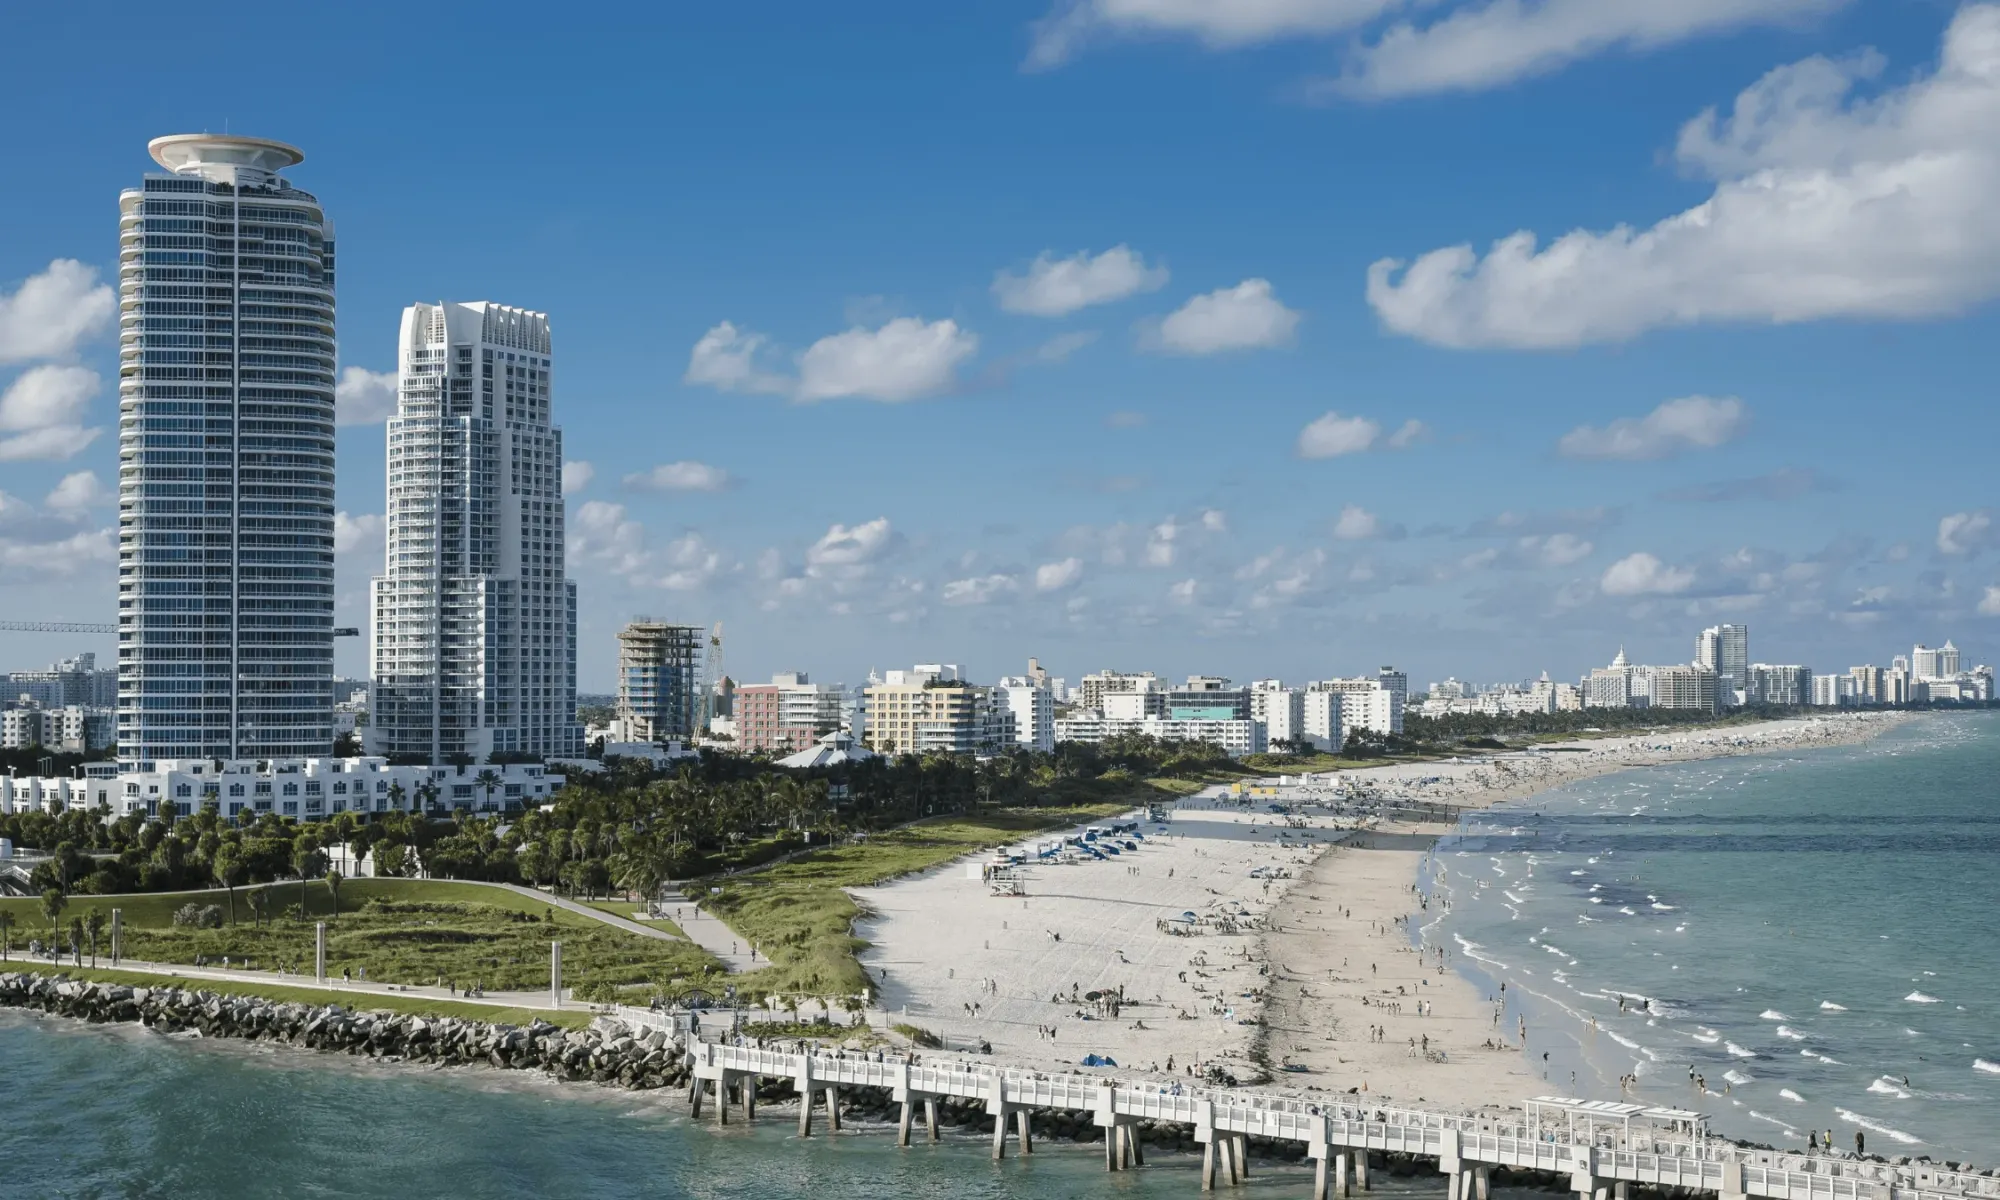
625,461,732,492
1332,0,1843,100
684,321,792,396
1386,418,1430,448
652,533,724,591
943,573,1020,605
1147,279,1300,355
1980,585,2000,616
561,461,595,496
334,366,398,426
0,259,115,364
1026,0,1396,68
1035,557,1084,591
1333,504,1383,540
1519,532,1594,567
1367,9,2000,347
1168,577,1200,603
1938,509,1993,555
993,245,1168,315
798,318,979,402
332,511,383,557
807,518,897,573
0,528,114,576
1558,396,1749,461
1601,551,1696,596
0,364,102,462
686,317,979,403
44,471,106,513
1297,411,1381,458
569,500,652,577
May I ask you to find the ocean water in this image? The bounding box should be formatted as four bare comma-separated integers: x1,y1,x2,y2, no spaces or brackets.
0,1009,1520,1200
1427,712,2000,1160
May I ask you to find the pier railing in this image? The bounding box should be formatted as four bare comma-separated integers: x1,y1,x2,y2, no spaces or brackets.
673,1039,1994,1200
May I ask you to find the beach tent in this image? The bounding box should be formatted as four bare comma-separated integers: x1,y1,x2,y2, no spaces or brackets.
1080,1054,1119,1067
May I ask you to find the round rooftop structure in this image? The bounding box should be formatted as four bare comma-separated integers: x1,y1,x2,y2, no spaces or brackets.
148,134,304,176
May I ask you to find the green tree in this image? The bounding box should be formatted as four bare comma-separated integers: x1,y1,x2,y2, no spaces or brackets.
292,832,327,920
474,768,503,812
248,886,271,928
0,910,13,960
325,867,343,917
67,915,83,966
212,844,245,924
39,888,67,936
85,908,107,967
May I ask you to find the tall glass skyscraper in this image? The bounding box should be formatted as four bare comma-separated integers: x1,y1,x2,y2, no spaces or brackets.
117,135,336,764
368,302,582,762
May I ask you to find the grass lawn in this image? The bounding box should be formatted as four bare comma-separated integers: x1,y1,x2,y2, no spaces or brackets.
0,879,721,998
576,900,687,940
0,959,592,1028
704,801,1132,1000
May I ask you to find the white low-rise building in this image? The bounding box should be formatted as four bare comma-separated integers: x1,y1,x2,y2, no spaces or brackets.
1054,715,1267,757
992,676,1056,753
0,757,564,823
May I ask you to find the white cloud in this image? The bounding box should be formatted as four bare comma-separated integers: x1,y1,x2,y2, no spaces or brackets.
0,364,102,462
1027,0,1394,68
44,471,106,513
1520,532,1594,567
1168,577,1200,603
798,318,978,402
570,500,651,577
1334,0,1843,100
1601,551,1696,596
1938,509,1993,555
652,533,724,591
1386,418,1429,448
0,528,113,576
1367,9,2000,347
1979,585,2000,616
332,511,383,557
562,461,595,496
1148,279,1300,355
626,461,733,492
807,518,897,571
943,573,1021,605
1145,519,1181,567
686,318,979,404
1558,396,1749,460
1034,330,1101,363
684,321,792,396
1297,411,1381,458
334,366,398,426
1035,557,1084,591
994,245,1168,316
0,259,115,364
1201,509,1228,533
1333,504,1382,540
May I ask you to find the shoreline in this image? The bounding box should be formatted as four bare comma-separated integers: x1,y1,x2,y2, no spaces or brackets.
1259,712,1915,1112
850,712,1913,1111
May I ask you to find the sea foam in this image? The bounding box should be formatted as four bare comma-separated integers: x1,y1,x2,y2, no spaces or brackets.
1906,992,1940,1004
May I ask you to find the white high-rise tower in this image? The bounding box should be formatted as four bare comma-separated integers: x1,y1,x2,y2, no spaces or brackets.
116,135,336,764
1695,624,1749,705
367,302,582,761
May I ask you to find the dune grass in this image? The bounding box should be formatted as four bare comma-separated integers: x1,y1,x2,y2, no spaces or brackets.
0,879,721,996
704,802,1132,1000
0,959,595,1028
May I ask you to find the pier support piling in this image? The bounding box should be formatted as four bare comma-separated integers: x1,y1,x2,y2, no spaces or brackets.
1475,1167,1490,1200
1357,1150,1371,1191
898,1100,914,1148
1234,1135,1249,1180
1314,1153,1330,1200
1016,1108,1033,1155
1201,1139,1216,1191
824,1086,841,1133
688,1076,704,1119
1336,1151,1352,1199
717,1071,731,1125
1129,1125,1142,1167
924,1098,939,1142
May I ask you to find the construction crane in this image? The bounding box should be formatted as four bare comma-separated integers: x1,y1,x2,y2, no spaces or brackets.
0,621,360,636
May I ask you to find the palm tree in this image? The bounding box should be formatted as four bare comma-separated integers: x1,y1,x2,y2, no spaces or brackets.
212,845,244,924
474,768,503,813
67,916,83,966
0,910,14,961
85,908,107,967
325,868,343,917
39,889,67,940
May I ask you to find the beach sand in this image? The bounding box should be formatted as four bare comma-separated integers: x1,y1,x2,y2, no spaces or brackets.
854,713,1906,1110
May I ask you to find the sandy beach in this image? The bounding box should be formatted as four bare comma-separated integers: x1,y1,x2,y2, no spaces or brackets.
854,713,1908,1110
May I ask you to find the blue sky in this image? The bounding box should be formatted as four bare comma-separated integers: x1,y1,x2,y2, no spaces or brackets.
2,0,1996,693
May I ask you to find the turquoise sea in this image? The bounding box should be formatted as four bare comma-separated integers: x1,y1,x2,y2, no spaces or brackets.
1427,711,2000,1161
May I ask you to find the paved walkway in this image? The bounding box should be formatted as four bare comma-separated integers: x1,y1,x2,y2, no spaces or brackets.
659,891,759,973
7,953,567,1015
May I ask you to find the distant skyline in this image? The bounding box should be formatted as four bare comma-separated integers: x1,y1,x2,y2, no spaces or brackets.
3,2,1998,692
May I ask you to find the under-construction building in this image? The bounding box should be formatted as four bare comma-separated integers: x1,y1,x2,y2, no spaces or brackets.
615,620,705,744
